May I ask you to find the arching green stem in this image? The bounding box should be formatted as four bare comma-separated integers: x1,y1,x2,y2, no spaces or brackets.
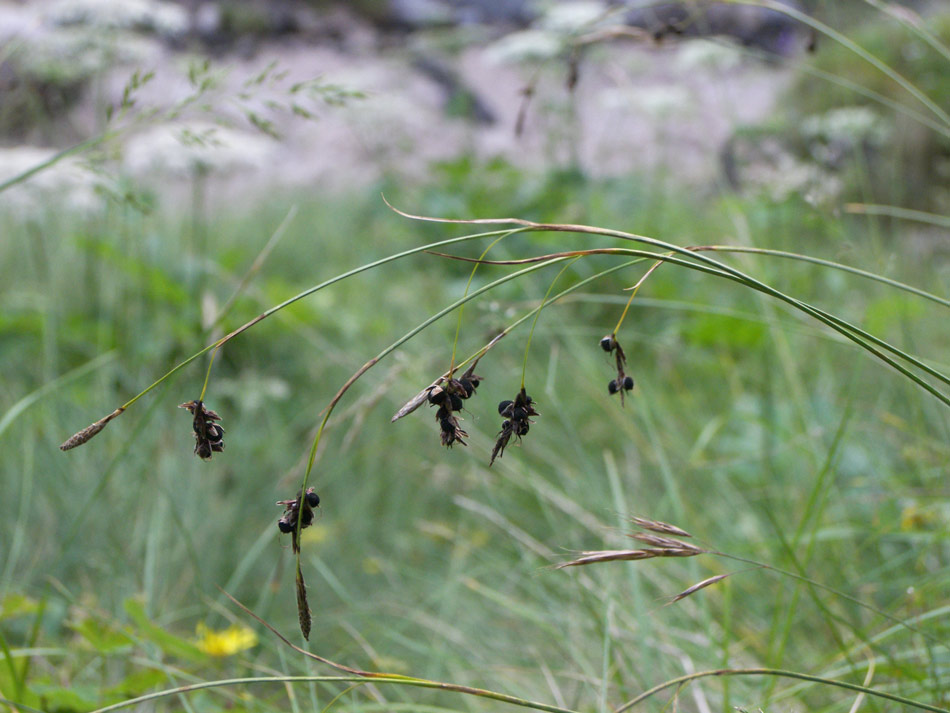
521,258,581,389
615,667,948,713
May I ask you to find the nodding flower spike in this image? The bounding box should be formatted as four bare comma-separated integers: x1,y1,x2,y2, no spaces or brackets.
491,387,538,466
599,335,635,406
179,400,225,461
427,370,481,449
277,487,321,554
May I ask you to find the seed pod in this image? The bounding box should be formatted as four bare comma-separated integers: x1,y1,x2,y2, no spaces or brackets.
517,421,530,436
427,388,446,405
305,489,321,508
278,519,294,534
600,335,615,352
623,375,634,391
498,400,513,416
608,379,619,394
450,394,464,411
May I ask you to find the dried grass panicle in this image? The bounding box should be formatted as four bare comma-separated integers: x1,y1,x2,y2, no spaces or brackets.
557,544,702,568
630,516,692,538
629,532,704,553
59,407,125,451
669,573,732,603
296,567,312,640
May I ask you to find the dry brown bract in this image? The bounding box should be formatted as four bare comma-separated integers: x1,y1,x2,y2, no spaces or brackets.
179,400,225,460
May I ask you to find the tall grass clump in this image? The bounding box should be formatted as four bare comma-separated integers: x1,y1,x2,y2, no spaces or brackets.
1,2,949,713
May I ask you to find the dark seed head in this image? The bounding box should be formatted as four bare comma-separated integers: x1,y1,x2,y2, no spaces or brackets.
512,406,527,421
623,375,634,391
469,378,480,388
305,489,320,508
278,519,293,533
450,394,464,411
600,335,615,352
427,388,446,405
460,380,475,398
440,417,455,433
608,379,619,394
498,400,513,416
517,421,530,436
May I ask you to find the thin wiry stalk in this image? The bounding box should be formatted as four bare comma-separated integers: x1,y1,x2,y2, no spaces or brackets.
392,256,652,421
58,228,518,449
743,0,950,131
0,134,112,195
391,209,950,406
861,0,950,64
431,244,950,402
86,675,582,713
612,256,668,335
710,551,947,651
694,245,950,309
290,255,573,635
846,203,950,230
449,229,527,376
520,258,581,389
615,667,949,713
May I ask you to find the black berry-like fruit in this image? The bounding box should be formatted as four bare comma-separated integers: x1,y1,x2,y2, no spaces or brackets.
608,379,619,394
623,376,634,391
600,336,614,352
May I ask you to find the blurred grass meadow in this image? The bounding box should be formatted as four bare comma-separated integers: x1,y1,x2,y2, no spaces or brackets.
2,2,950,713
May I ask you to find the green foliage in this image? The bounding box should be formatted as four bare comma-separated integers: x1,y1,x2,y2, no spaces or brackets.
1,4,949,713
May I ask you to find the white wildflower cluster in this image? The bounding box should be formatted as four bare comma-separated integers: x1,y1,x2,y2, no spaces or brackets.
539,1,609,33
122,123,276,178
738,137,842,206
801,106,891,148
674,40,743,73
0,147,102,218
487,1,614,65
44,0,188,39
486,29,565,64
599,85,694,119
14,26,157,82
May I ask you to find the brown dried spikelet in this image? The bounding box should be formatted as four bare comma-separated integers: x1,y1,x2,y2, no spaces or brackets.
630,516,692,538
59,408,125,451
669,573,732,604
629,532,704,553
296,567,311,640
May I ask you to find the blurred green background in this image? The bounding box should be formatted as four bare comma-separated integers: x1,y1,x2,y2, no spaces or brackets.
1,2,949,712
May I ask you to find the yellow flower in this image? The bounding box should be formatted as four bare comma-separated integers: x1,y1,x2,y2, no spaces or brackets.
195,623,258,657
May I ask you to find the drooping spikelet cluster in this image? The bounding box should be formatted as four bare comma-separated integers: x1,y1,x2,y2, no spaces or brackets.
491,387,538,466
426,368,481,448
276,487,321,554
178,399,225,460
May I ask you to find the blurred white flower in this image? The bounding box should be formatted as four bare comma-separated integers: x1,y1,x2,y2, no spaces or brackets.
486,29,564,64
801,106,891,147
599,85,694,119
739,139,842,205
540,1,608,33
9,26,158,83
44,0,188,38
674,41,743,73
123,123,276,177
0,147,102,217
